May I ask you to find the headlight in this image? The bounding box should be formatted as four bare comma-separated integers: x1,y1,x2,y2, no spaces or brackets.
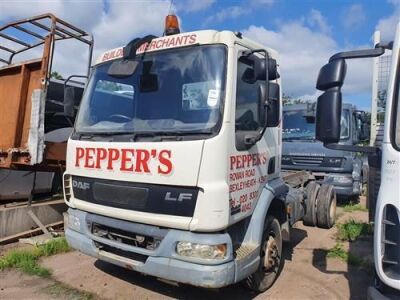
176,242,227,260
326,158,343,167
68,214,81,232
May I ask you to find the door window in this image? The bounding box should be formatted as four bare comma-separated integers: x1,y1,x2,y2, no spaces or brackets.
235,59,262,132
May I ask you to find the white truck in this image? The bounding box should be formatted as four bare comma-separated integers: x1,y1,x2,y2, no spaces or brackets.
64,16,336,291
314,24,400,299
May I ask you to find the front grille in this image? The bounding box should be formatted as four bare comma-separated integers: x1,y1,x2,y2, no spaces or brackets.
381,204,400,280
72,176,198,217
91,223,161,251
95,242,148,263
291,156,324,166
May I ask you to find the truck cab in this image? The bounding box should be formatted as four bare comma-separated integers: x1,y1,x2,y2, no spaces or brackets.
64,16,335,291
64,24,289,290
282,103,368,199
314,23,400,299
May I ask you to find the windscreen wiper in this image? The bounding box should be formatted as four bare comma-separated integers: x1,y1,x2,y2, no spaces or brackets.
133,130,214,141
283,136,315,141
77,131,135,140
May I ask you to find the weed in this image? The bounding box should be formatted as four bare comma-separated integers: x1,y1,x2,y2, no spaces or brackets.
42,282,96,300
39,237,70,256
0,237,70,277
337,219,373,241
342,203,368,213
327,243,348,260
327,243,365,267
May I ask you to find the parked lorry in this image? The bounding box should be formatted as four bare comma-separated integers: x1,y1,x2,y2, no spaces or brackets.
282,103,369,200
64,15,336,291
0,14,92,170
0,14,92,243
314,24,400,299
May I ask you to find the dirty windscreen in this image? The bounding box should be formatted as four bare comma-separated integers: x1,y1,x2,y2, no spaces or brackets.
75,45,226,135
283,109,350,140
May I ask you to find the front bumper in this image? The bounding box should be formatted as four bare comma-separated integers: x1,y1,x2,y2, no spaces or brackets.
320,173,360,196
65,208,235,288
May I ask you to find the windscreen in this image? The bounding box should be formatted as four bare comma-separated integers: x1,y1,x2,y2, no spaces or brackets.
283,108,350,140
75,45,226,135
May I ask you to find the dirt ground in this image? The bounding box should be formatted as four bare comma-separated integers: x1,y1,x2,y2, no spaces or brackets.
0,201,373,300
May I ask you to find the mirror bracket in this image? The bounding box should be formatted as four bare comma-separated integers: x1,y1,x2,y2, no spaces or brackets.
329,47,385,62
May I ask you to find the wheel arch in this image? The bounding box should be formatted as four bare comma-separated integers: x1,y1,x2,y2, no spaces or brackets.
242,178,288,246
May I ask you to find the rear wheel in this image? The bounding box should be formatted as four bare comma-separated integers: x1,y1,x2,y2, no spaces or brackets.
303,182,320,227
245,216,283,292
316,184,336,229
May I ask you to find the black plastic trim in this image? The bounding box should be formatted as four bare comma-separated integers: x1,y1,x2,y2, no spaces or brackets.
72,176,199,217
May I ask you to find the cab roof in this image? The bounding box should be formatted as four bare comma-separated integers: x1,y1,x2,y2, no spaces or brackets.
95,30,279,65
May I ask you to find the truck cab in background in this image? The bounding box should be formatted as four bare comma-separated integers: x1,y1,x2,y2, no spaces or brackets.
282,103,369,200
314,23,400,299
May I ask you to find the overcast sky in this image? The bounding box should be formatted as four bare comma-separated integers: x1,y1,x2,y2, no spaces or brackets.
0,0,399,110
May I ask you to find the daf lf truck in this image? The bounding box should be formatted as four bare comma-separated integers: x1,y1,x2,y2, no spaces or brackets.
314,23,400,299
64,15,336,291
282,103,369,200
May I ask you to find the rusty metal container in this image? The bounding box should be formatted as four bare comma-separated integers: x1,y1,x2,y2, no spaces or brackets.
0,14,93,170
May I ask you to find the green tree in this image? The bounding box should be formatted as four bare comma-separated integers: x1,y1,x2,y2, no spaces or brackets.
50,71,63,80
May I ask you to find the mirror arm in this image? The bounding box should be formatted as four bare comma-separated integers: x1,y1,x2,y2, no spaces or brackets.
324,143,379,154
329,47,385,62
64,75,88,90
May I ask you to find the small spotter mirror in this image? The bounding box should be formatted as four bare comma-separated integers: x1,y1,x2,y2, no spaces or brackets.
107,60,139,78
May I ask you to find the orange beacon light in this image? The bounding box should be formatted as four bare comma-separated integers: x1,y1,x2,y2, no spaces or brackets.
165,15,180,35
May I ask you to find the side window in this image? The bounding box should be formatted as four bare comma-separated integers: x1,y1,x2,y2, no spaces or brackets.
235,59,261,132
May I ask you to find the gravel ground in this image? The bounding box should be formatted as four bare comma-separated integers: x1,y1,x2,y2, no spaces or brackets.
0,200,373,300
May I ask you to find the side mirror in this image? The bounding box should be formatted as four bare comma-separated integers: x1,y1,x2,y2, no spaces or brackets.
266,82,280,127
254,57,279,81
316,90,342,143
315,58,347,144
241,54,280,83
354,111,369,142
63,86,75,117
316,59,347,91
359,122,370,141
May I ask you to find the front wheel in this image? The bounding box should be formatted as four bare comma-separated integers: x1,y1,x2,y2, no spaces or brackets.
245,216,283,292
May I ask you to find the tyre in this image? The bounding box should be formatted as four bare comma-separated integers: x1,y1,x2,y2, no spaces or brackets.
316,184,336,229
245,216,283,292
303,182,320,227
